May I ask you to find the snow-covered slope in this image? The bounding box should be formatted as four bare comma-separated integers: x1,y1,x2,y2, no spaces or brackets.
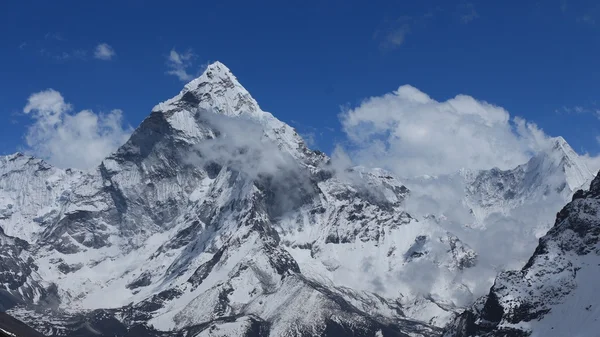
1,62,442,337
444,171,600,336
0,62,595,337
0,153,82,242
461,136,593,224
393,138,596,324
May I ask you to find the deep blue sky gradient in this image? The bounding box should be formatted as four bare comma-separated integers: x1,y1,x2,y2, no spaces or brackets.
1,0,599,155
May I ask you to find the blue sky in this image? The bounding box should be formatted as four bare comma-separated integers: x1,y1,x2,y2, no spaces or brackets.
2,0,600,171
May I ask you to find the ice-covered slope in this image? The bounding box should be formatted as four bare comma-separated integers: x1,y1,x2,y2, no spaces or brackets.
0,153,82,242
398,138,595,322
1,62,595,337
407,135,593,234
444,171,600,337
462,136,593,223
1,62,441,337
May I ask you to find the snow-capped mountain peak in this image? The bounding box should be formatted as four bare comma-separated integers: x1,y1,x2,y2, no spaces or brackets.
3,62,439,336
145,61,311,165
544,136,593,191
460,136,593,218
154,61,261,119
445,171,600,337
3,62,598,337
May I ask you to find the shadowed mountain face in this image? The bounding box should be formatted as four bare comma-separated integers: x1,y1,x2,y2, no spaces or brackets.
0,312,45,337
0,62,439,337
0,62,595,337
444,171,600,337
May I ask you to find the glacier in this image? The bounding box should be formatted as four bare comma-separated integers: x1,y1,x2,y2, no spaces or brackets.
0,61,595,337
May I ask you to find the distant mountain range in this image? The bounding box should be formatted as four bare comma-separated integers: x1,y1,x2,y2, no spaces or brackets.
0,62,596,337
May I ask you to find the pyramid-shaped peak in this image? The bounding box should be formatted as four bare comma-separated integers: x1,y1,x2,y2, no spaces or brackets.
183,61,240,92
553,135,568,146
541,136,594,190
182,61,236,88
204,61,231,75
154,61,262,118
551,136,571,152
547,136,581,164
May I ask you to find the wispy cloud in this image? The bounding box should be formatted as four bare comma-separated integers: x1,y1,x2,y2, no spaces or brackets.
20,34,115,62
289,120,325,149
94,43,115,60
374,17,412,51
574,3,600,25
166,49,196,82
577,14,596,25
39,48,87,61
556,103,600,118
458,2,479,24
374,6,462,51
187,112,314,216
556,105,588,114
44,32,65,41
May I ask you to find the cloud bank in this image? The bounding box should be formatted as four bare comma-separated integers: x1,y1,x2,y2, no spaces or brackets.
23,89,132,170
340,85,555,178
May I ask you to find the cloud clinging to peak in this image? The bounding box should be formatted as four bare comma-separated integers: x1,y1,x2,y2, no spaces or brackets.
23,89,132,169
166,49,196,82
94,43,115,60
339,85,556,177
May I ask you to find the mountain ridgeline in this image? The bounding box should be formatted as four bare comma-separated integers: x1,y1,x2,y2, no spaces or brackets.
0,62,597,337
444,171,600,336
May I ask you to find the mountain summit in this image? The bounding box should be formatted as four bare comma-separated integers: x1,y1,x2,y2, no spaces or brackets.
445,171,600,336
0,62,438,337
155,61,262,118
545,136,593,191
0,63,596,337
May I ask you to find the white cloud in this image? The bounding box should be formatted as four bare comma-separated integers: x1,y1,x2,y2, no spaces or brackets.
381,25,410,49
340,85,553,178
583,153,600,174
94,43,115,60
189,112,302,180
187,112,314,216
23,89,132,169
166,49,196,82
23,89,71,123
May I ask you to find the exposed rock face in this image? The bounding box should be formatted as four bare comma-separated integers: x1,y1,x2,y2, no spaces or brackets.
0,312,45,337
444,172,600,337
0,62,595,337
0,62,441,337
